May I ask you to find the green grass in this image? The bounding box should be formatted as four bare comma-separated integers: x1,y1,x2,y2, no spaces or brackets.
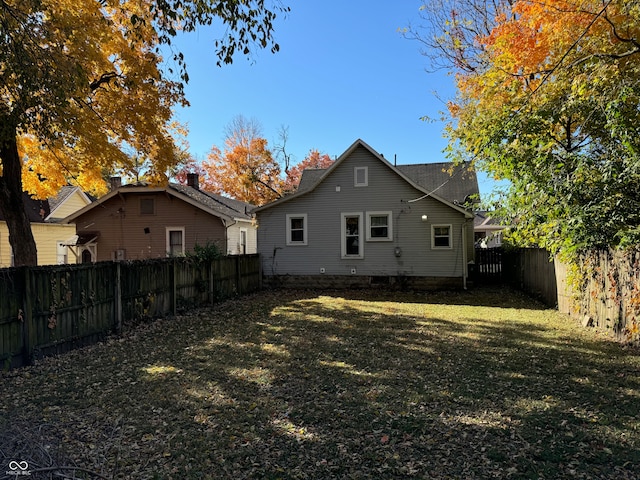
1,288,639,479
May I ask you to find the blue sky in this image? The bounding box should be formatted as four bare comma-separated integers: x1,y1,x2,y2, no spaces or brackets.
170,1,498,198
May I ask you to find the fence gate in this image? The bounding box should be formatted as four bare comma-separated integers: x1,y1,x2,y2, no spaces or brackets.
474,248,503,284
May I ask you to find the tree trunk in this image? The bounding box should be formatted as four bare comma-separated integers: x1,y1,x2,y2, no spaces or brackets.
0,128,38,266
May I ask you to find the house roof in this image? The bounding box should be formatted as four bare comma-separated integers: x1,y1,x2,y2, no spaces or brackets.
61,182,254,224
46,186,93,221
474,211,507,229
47,186,77,213
0,186,95,224
395,163,478,205
254,139,476,218
0,192,50,223
168,183,253,221
297,168,326,194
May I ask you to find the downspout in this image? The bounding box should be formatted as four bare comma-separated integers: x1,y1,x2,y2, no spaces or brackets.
462,223,468,290
223,218,237,255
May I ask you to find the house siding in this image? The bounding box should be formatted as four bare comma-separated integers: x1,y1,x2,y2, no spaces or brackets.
226,220,258,255
70,192,227,262
0,223,77,267
50,190,91,220
257,145,473,281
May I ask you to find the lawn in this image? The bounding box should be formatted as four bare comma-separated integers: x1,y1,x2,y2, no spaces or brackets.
1,288,639,479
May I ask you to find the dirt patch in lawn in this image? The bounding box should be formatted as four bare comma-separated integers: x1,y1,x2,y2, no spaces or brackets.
1,288,639,479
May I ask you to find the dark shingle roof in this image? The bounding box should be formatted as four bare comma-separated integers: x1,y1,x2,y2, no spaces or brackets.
169,183,254,220
0,193,49,223
294,162,479,205
474,210,504,228
396,162,479,205
296,169,327,194
47,186,77,213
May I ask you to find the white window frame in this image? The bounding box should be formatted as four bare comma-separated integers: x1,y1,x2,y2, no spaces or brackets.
341,212,364,259
286,214,307,246
431,224,453,249
354,166,368,187
239,228,248,254
366,211,393,241
166,227,185,256
56,241,68,264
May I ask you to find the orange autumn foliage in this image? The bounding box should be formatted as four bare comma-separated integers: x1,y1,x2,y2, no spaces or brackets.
204,136,283,206
282,149,334,193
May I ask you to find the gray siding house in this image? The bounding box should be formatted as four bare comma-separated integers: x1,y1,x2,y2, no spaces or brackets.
254,139,478,289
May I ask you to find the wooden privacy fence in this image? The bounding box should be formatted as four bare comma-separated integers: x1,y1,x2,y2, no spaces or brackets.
473,247,557,307
0,255,261,369
473,248,504,284
555,247,640,343
495,246,640,344
503,248,558,308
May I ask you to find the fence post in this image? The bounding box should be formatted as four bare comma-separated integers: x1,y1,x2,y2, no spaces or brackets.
171,258,177,316
21,267,35,366
114,262,122,334
235,255,241,294
208,260,214,304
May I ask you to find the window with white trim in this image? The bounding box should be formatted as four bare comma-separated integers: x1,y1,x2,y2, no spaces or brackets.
240,229,247,254
56,241,68,264
431,224,452,249
366,211,393,241
286,214,307,245
354,167,368,187
166,227,185,256
341,212,363,258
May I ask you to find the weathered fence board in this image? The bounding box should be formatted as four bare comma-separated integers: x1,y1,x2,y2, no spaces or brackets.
503,248,557,308
0,255,261,369
474,248,503,283
556,248,640,343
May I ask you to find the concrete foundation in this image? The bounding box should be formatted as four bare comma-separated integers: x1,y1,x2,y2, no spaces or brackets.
262,274,464,291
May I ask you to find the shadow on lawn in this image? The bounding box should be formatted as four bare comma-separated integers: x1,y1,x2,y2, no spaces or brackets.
2,288,639,479
332,285,551,310
151,289,640,479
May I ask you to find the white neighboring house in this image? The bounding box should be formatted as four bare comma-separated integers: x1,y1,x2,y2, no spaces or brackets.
474,211,508,248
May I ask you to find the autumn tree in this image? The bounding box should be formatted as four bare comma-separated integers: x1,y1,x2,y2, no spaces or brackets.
0,0,287,266
204,115,283,205
410,0,640,256
282,149,334,193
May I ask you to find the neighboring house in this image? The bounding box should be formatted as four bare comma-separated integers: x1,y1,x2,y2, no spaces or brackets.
62,174,256,262
474,211,508,248
254,139,478,290
0,186,92,267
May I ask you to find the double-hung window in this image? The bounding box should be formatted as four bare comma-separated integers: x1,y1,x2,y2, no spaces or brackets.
431,224,452,249
239,229,247,254
341,212,363,258
366,211,392,241
286,214,307,246
166,227,185,256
